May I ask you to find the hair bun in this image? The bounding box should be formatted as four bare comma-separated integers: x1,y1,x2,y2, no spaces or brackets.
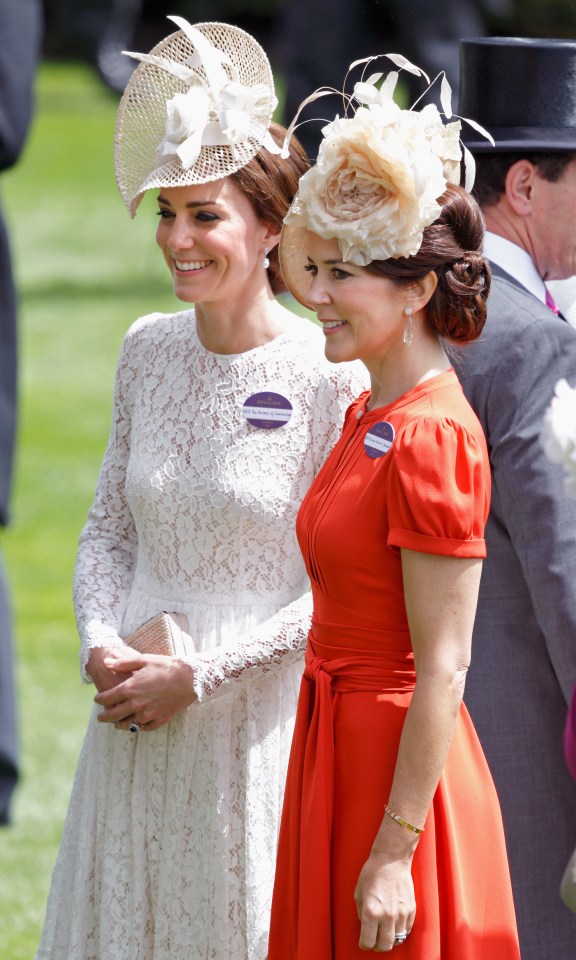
438,251,491,342
451,252,488,293
365,184,490,344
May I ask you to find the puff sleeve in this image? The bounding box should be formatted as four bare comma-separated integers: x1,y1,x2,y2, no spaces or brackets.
387,416,490,558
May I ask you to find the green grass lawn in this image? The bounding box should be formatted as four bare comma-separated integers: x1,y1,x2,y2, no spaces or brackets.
0,62,182,958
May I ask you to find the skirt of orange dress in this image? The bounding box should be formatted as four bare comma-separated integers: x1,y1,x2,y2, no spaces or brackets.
268,620,520,960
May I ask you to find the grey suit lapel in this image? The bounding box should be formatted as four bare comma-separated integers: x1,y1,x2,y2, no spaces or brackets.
488,260,568,322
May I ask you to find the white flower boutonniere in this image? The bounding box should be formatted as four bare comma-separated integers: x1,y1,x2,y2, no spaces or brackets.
541,378,576,498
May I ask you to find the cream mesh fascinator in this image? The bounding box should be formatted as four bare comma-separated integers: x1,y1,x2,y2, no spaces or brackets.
279,56,493,307
115,16,281,216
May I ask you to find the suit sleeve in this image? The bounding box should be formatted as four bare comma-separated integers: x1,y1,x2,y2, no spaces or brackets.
479,314,576,703
0,0,42,171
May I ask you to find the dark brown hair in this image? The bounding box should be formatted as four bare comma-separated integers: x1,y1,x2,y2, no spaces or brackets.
230,122,309,294
473,151,574,208
365,184,490,344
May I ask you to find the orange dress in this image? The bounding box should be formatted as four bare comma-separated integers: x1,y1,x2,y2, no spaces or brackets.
268,371,520,960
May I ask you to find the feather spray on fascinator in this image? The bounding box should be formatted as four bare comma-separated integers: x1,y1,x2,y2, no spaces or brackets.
278,56,494,306
114,16,281,216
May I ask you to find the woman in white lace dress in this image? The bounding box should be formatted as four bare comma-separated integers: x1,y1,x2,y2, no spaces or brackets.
35,19,363,960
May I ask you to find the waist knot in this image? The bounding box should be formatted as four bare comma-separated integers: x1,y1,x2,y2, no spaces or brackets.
304,654,326,683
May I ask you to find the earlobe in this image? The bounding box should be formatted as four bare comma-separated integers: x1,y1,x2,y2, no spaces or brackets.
262,226,281,252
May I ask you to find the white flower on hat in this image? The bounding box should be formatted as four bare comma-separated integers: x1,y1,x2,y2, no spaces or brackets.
163,85,210,167
219,81,256,141
161,77,276,168
541,378,576,498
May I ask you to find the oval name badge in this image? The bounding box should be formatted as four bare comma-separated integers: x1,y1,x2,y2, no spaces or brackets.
242,391,293,430
364,421,395,459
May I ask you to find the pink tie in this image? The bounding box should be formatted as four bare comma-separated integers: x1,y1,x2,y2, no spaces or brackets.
545,287,559,315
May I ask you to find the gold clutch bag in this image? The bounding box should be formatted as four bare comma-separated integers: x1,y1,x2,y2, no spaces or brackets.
124,612,191,658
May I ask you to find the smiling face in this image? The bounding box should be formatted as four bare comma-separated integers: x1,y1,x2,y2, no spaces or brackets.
155,178,272,306
304,235,411,366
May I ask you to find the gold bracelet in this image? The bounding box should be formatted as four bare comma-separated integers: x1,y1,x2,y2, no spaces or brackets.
384,802,425,836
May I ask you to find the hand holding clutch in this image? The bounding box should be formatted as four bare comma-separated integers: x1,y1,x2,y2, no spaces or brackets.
95,613,197,731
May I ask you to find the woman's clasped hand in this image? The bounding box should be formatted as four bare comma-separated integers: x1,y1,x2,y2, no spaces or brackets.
92,648,197,732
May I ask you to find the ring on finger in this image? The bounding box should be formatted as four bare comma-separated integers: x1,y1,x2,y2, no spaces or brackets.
394,930,408,945
128,717,141,733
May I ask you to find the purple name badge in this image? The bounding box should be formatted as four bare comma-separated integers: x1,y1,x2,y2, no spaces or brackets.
242,392,293,430
364,421,395,459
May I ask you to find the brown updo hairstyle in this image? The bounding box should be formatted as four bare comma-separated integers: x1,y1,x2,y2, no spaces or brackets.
365,184,490,344
230,121,309,294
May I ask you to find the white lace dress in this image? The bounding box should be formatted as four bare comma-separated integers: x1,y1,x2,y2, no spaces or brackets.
36,309,364,960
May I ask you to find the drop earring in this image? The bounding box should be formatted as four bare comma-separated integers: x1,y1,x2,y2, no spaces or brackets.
403,306,413,346
262,246,270,269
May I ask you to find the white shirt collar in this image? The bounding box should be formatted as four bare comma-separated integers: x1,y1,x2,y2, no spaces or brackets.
483,231,547,305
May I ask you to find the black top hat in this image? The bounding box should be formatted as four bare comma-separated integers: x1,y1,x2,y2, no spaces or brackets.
459,37,576,152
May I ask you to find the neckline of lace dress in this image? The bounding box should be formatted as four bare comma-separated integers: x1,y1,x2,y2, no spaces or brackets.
190,310,296,361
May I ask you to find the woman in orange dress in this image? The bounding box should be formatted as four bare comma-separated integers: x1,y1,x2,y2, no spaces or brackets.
268,57,521,959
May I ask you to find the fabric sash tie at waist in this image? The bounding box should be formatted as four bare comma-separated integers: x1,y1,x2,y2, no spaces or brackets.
283,636,415,959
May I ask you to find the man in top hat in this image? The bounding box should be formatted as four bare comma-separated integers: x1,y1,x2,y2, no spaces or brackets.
456,36,576,958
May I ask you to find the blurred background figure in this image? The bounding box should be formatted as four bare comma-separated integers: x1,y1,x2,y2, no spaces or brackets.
277,0,493,156
0,0,43,826
39,1,576,150
42,0,255,91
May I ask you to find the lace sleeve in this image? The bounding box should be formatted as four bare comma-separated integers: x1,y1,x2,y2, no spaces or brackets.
74,319,148,681
186,589,312,702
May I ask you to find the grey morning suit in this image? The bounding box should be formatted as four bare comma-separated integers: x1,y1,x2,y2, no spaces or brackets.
456,263,576,958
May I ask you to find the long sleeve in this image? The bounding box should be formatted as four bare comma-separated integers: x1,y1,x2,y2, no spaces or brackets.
74,319,149,679
186,591,312,702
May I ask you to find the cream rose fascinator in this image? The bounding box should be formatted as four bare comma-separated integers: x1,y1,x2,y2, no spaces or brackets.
115,16,281,216
279,56,493,306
